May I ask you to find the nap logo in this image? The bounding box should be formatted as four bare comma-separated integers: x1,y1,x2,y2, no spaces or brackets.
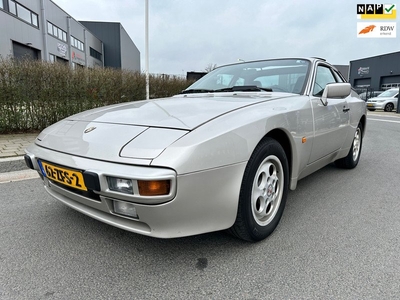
357,22,396,38
357,4,396,19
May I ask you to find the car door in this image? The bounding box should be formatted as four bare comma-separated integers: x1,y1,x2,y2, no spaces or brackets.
308,64,350,163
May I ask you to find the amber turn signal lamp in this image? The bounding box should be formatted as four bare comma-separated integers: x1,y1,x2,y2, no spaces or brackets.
138,180,170,196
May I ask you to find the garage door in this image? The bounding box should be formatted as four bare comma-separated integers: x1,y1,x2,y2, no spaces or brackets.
354,78,371,87
380,76,400,90
13,41,40,60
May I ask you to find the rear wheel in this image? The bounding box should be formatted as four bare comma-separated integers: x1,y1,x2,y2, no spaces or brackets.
229,138,289,242
335,122,363,169
384,103,394,112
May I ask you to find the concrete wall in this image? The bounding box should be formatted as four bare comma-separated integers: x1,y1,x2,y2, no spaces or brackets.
80,21,140,72
120,24,140,71
80,22,121,69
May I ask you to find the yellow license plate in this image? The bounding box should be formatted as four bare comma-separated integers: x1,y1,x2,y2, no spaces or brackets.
367,103,374,107
39,160,87,191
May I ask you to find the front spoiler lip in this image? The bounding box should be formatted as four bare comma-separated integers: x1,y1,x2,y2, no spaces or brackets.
43,180,152,235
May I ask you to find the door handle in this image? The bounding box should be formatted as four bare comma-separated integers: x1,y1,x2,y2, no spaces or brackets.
343,107,350,112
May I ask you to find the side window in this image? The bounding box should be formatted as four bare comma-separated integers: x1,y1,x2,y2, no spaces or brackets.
313,66,337,96
333,70,344,83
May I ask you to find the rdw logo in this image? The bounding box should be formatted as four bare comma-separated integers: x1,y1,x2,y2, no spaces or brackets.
357,22,396,38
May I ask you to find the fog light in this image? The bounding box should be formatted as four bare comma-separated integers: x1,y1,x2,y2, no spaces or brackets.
113,200,138,218
138,180,170,196
107,177,133,194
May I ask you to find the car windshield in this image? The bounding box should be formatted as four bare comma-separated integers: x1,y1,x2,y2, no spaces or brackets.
183,59,310,94
378,89,398,97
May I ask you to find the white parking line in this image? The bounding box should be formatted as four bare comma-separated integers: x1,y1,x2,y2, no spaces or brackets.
368,118,400,124
0,169,39,184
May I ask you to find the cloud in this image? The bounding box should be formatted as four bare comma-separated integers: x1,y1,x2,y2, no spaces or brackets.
52,0,399,74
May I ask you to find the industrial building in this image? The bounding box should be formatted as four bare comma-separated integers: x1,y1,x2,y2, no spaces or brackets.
0,0,140,71
349,51,400,92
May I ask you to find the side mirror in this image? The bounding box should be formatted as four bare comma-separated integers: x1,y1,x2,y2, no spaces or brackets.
320,83,351,106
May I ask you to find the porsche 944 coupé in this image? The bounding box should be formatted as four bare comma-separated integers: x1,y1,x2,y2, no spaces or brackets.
25,57,367,241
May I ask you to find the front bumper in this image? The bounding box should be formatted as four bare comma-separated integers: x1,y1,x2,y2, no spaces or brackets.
366,102,384,109
25,144,246,238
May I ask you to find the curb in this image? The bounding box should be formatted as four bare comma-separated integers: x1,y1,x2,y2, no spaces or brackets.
0,169,39,183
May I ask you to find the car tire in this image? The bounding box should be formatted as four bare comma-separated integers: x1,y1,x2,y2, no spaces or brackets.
229,138,289,242
367,108,375,111
334,122,363,169
384,103,394,112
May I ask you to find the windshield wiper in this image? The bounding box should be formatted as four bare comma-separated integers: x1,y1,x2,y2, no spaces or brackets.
180,85,273,94
180,89,214,94
213,85,273,93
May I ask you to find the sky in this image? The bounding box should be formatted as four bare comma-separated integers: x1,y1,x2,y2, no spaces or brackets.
52,0,399,75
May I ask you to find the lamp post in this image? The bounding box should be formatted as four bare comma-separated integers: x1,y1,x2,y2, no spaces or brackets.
145,0,149,100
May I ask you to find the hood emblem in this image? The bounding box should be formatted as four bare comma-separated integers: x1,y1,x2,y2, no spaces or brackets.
84,127,97,134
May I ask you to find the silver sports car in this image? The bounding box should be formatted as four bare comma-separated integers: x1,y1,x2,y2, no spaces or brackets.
25,57,367,242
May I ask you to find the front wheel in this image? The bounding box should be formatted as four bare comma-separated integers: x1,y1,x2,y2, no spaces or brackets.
335,122,363,169
229,138,289,242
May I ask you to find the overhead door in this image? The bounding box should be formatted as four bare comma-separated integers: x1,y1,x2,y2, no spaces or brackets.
12,41,40,60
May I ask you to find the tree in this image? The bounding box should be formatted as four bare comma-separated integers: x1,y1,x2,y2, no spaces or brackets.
204,63,217,73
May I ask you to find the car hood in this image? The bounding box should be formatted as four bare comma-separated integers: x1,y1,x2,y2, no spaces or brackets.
66,93,292,130
35,93,294,161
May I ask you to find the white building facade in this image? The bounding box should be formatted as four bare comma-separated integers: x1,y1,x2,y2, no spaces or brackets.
0,0,140,71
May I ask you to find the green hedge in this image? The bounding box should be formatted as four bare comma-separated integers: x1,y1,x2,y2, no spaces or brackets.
0,58,193,133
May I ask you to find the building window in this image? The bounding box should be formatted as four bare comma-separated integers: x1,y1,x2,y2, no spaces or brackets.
16,3,30,23
0,1,4,9
9,0,16,14
89,47,102,61
49,54,55,63
8,1,39,28
71,36,84,52
47,21,67,42
32,14,38,26
381,83,400,90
